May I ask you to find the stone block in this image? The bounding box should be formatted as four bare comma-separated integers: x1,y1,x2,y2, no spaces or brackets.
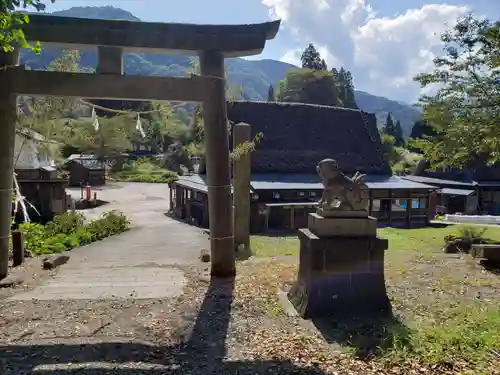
288,229,390,319
308,213,377,237
42,254,70,270
316,208,368,218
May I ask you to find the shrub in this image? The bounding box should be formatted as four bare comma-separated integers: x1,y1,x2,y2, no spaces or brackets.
45,211,85,236
19,210,130,256
111,157,178,184
457,225,487,242
19,222,46,254
443,226,490,254
117,171,177,184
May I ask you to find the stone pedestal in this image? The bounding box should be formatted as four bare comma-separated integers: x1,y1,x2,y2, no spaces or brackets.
308,213,377,237
288,213,390,319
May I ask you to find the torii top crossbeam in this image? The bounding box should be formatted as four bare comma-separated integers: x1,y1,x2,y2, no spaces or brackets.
22,15,281,57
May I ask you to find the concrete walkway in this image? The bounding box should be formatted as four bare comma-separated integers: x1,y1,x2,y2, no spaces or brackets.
9,183,208,301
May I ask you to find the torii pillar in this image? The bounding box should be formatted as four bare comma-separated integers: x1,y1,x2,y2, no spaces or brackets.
0,49,19,279
200,51,235,277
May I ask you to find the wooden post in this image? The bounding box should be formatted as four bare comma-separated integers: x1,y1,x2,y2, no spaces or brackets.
388,190,393,225
368,191,373,216
199,50,235,278
12,230,24,267
169,184,174,211
0,49,19,279
232,123,251,251
406,198,412,228
97,47,122,160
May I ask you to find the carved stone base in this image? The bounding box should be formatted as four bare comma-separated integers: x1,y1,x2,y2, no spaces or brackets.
287,229,390,319
316,208,368,218
308,213,376,237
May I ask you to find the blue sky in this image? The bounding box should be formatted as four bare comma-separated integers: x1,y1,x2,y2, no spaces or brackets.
39,0,498,102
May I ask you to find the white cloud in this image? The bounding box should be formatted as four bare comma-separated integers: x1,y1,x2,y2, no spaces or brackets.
261,0,468,102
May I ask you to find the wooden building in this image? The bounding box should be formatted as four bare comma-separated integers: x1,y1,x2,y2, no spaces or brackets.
170,101,435,232
65,154,106,187
404,159,500,215
14,129,68,223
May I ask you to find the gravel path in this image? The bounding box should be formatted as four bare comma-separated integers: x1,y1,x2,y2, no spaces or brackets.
9,182,208,301
0,265,331,375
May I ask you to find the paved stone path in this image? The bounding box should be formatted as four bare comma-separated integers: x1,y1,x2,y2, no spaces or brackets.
9,182,208,301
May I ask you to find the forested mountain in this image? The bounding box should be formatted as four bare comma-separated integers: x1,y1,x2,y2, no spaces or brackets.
20,6,422,134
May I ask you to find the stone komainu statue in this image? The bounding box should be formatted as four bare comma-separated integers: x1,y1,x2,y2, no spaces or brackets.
316,158,369,212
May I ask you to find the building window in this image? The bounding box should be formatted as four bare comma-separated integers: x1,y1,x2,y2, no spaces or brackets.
412,197,427,209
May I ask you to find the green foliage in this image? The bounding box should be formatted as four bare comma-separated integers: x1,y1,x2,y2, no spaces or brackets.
301,43,327,70
1,0,55,53
380,134,401,165
277,68,340,106
409,119,437,140
456,225,488,242
84,211,130,241
267,84,275,101
112,157,178,184
63,116,133,159
384,305,500,368
331,67,358,109
394,120,404,147
278,47,359,110
381,114,405,147
45,211,85,236
413,14,500,168
19,210,130,255
380,130,420,174
231,132,264,161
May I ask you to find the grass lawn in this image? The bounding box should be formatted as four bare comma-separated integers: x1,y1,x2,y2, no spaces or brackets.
251,225,500,258
110,157,177,183
243,225,500,374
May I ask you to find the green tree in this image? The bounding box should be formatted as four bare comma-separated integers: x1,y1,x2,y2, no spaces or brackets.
382,113,396,136
1,0,55,53
409,119,436,139
380,133,401,166
267,84,275,101
413,14,500,168
276,68,340,107
276,81,285,101
394,119,405,147
331,67,358,109
301,43,327,70
65,116,133,159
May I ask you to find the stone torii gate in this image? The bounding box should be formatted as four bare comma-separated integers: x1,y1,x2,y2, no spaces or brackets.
0,15,280,279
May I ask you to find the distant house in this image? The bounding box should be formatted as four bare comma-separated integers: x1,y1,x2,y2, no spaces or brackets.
170,101,435,232
14,128,68,223
403,159,500,215
65,154,106,187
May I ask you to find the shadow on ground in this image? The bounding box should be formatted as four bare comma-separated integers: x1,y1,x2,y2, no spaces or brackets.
0,278,328,375
479,259,500,275
313,308,412,359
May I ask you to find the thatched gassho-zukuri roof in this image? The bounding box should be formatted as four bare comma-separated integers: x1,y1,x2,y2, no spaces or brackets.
227,101,391,175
